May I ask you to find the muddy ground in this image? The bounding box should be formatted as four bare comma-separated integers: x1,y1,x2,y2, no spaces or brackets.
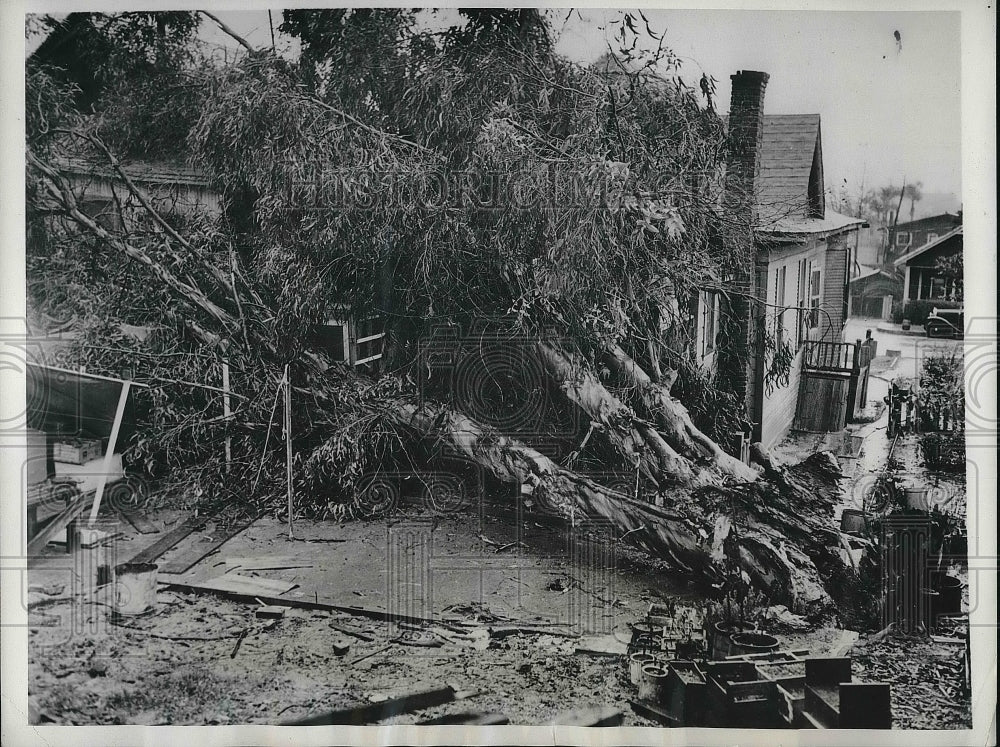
26,497,971,728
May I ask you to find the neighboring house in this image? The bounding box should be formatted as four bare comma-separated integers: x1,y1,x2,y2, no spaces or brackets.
848,267,902,319
53,158,385,368
893,225,964,302
886,212,962,265
851,225,882,271
57,157,223,222
713,71,864,449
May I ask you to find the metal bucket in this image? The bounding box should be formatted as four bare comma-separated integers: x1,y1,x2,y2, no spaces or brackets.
728,632,779,657
114,563,158,615
629,652,656,686
632,633,661,653
708,621,755,659
637,663,670,705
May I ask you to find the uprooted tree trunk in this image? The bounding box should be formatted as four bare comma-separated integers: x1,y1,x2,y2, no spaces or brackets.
535,342,699,487
603,344,759,482
29,147,860,620
394,401,841,617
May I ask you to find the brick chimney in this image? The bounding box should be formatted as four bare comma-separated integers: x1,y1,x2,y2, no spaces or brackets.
719,71,770,443
726,70,770,220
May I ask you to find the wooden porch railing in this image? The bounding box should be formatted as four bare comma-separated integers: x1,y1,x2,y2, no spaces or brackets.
803,341,855,372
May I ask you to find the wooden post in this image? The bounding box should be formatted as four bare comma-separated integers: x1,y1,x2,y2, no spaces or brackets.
283,365,294,538
222,360,232,472
88,381,130,526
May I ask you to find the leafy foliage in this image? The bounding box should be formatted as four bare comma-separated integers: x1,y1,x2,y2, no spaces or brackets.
26,9,764,514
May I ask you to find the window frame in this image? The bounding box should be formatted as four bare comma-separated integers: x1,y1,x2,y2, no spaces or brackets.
808,264,823,329
700,290,718,358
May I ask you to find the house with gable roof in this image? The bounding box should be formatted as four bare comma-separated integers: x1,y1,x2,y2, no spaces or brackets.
699,71,865,449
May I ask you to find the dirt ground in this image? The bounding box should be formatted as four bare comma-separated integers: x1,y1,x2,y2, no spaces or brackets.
26,494,972,727
27,501,707,726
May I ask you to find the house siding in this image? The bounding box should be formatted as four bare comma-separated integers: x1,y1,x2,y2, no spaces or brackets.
63,172,222,219
754,240,827,446
889,213,962,262
760,346,804,449
820,241,848,340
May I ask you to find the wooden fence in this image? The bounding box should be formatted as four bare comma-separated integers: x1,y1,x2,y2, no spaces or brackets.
795,335,877,432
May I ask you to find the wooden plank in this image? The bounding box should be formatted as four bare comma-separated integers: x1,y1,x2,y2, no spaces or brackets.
156,515,258,574
282,686,457,726
125,515,204,565
630,699,679,726
176,572,298,597
26,491,91,557
116,509,160,535
162,578,478,627
88,381,131,525
417,711,509,725
217,555,308,572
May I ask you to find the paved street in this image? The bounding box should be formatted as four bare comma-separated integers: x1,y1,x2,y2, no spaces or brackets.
844,317,963,402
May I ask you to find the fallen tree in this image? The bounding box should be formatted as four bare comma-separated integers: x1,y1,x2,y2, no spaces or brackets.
25,11,860,619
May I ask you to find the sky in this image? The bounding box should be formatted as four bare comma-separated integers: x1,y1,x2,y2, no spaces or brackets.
25,8,964,215
556,9,963,213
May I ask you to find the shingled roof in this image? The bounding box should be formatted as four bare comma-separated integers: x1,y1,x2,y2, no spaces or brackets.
757,114,824,224
723,112,861,237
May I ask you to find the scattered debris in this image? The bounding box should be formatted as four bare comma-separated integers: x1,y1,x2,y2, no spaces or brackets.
230,628,249,659
255,605,288,620
328,622,374,642
418,711,509,725
489,625,579,640
170,573,298,597
574,634,629,657
331,638,351,657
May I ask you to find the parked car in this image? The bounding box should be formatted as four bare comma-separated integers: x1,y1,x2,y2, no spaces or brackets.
925,307,964,338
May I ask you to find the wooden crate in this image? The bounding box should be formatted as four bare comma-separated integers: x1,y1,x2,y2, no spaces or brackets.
53,438,103,465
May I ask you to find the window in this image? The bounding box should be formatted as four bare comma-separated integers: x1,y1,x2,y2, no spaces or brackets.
313,320,349,362
895,231,911,248
79,198,122,231
700,291,717,357
352,316,385,366
313,313,384,367
808,265,823,329
926,232,939,244
773,265,787,343
929,277,947,299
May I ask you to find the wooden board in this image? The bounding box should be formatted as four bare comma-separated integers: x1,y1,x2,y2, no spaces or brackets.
217,554,311,572
116,509,160,535
418,712,509,725
282,686,457,726
125,516,205,566
174,572,298,597
156,515,258,574
161,578,471,627
630,699,679,726
26,491,92,557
